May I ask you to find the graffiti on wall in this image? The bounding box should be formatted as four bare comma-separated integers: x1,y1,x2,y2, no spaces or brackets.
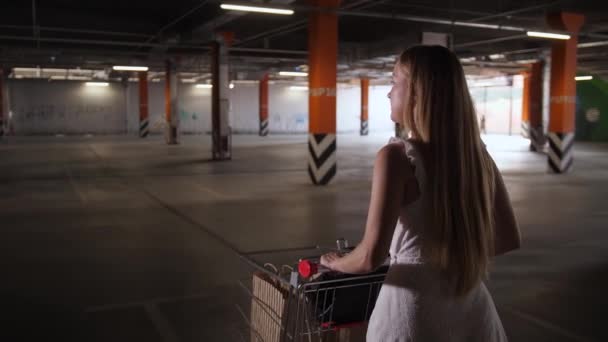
14,104,116,123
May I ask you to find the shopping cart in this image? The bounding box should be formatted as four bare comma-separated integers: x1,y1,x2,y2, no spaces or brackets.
236,239,389,342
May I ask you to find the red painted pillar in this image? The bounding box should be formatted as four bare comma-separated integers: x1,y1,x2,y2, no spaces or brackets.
308,0,340,185
521,62,545,150
547,12,584,173
259,73,269,136
360,78,369,136
138,71,149,138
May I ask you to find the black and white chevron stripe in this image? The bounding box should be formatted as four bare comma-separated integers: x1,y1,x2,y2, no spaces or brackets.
547,132,574,173
521,121,530,139
308,133,336,185
139,118,149,138
529,125,545,153
259,119,269,136
360,120,369,136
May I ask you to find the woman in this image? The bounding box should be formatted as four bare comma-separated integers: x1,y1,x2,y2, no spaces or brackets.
320,45,521,341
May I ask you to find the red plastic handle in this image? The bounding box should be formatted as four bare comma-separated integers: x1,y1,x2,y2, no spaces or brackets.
298,259,318,278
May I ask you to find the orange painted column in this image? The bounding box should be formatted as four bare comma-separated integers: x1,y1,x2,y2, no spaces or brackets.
522,62,545,151
360,78,369,136
547,12,584,173
521,70,530,138
138,71,149,138
308,0,340,185
259,73,269,136
165,59,179,144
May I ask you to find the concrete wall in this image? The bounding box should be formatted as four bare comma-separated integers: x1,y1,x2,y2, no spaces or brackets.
8,79,396,135
9,79,127,134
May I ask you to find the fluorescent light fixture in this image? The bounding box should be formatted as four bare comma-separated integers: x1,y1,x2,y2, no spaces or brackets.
229,83,235,89
578,40,608,48
279,71,308,77
13,67,39,72
85,82,109,87
181,78,196,83
112,66,149,71
220,3,294,15
488,54,505,60
515,59,539,64
50,75,67,80
68,76,92,81
289,86,308,91
195,84,213,89
575,76,593,81
151,79,161,83
526,31,570,40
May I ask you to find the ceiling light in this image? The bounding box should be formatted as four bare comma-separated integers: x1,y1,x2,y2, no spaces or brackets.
229,83,235,89
50,75,67,80
575,76,593,81
526,31,570,40
578,40,608,48
289,86,308,91
181,79,196,83
515,59,539,64
68,76,92,81
279,71,308,77
488,54,505,60
220,3,294,15
195,84,213,89
85,82,109,87
112,66,149,72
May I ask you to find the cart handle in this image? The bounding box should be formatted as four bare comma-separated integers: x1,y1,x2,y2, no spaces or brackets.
298,259,331,278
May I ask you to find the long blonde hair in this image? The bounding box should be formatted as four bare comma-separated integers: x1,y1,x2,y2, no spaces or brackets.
399,45,496,297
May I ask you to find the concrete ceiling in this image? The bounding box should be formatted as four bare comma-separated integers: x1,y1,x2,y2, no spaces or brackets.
1,0,607,80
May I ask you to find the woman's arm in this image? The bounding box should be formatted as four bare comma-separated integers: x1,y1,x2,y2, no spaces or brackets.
491,160,522,256
320,143,416,274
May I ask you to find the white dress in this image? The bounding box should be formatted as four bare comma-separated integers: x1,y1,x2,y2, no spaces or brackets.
366,137,508,342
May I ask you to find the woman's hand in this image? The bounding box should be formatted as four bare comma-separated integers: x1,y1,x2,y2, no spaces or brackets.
320,252,343,271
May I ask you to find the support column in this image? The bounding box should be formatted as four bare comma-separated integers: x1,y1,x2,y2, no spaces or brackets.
308,0,340,185
360,78,369,136
522,62,545,151
0,69,4,138
165,59,179,144
521,70,531,138
138,71,149,138
547,12,584,173
211,32,233,160
259,73,269,136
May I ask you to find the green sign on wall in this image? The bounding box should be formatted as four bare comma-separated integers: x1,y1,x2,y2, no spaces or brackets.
576,78,608,142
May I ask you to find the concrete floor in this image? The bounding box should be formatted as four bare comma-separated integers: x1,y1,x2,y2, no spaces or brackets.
1,133,607,342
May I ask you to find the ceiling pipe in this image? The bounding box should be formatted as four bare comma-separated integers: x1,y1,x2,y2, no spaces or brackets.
335,9,531,32
0,34,211,49
0,24,154,39
134,0,212,50
233,0,389,47
454,34,528,49
466,1,563,23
